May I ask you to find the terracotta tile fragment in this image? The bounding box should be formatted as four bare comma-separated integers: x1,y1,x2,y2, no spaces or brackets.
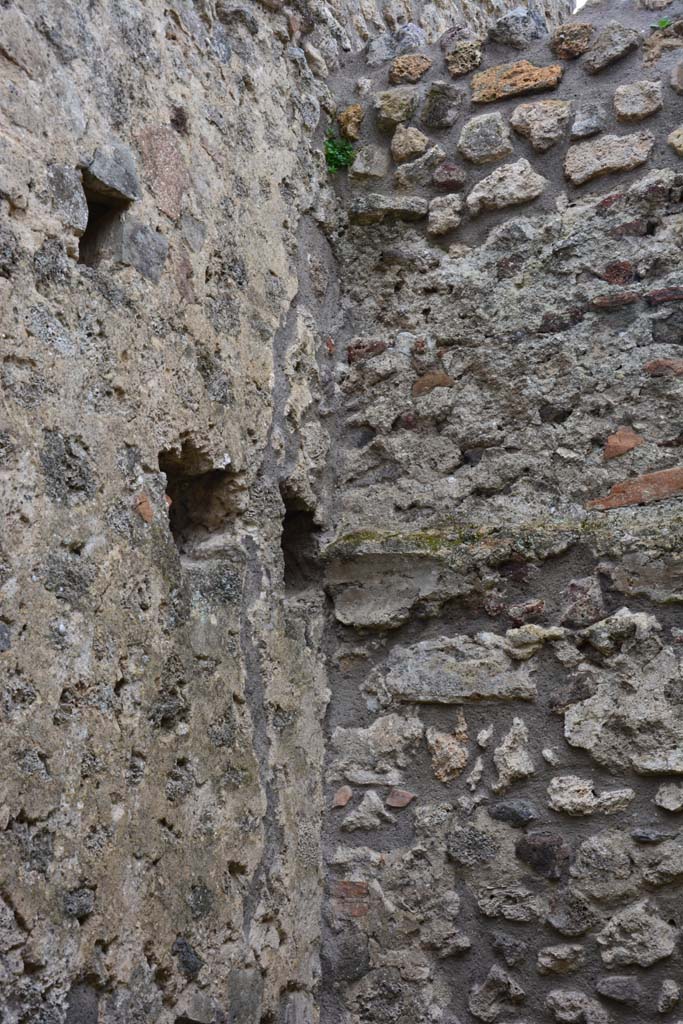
386,788,416,808
587,467,683,510
333,785,353,808
134,492,154,523
644,358,683,376
604,426,645,461
412,370,454,397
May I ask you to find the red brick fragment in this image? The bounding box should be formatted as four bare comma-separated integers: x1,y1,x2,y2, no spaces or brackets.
332,880,368,899
597,192,624,211
386,788,416,808
646,287,683,306
331,879,369,917
590,291,639,311
603,425,645,461
587,466,683,510
412,370,454,398
600,261,635,285
347,340,387,364
134,493,154,523
333,785,352,808
644,358,683,377
608,219,648,239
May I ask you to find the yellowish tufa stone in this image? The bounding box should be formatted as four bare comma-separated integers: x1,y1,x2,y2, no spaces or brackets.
337,104,363,141
391,124,429,163
471,60,563,104
668,126,683,155
389,53,432,84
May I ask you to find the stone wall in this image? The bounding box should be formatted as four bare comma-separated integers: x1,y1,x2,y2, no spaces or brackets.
1,0,683,1023
319,2,683,1023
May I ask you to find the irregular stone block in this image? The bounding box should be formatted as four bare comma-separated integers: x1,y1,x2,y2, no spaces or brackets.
348,145,389,181
421,81,464,128
374,87,419,130
341,790,395,830
48,165,88,234
546,990,609,1024
537,944,585,975
445,40,482,78
564,133,654,185
597,901,677,967
467,158,547,215
426,710,468,781
432,160,467,189
391,124,429,163
510,100,571,152
492,718,534,793
348,193,428,225
389,54,432,84
365,633,536,705
656,782,683,812
551,22,594,59
330,713,423,785
468,965,525,1022
672,60,683,94
658,979,680,1013
515,830,570,880
394,145,445,189
668,125,683,155
471,60,563,103
367,23,426,67
583,22,641,74
487,799,539,828
427,194,463,236
338,104,363,140
81,141,141,203
477,884,545,923
547,776,634,816
614,80,663,122
489,7,546,49
458,112,513,165
571,102,607,140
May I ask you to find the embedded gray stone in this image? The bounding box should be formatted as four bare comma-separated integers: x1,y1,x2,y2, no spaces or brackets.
582,22,641,74
394,146,446,189
468,965,525,1022
349,145,390,181
489,7,547,49
365,633,536,705
614,80,663,122
597,901,677,967
81,142,141,203
427,194,463,236
571,103,607,140
510,100,571,152
421,81,465,129
596,976,642,1008
348,193,428,225
564,133,655,185
467,159,548,215
48,165,88,234
458,113,513,165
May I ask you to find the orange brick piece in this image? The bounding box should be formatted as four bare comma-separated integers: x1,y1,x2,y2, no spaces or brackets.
471,61,563,103
134,492,154,523
587,467,683,510
603,426,644,461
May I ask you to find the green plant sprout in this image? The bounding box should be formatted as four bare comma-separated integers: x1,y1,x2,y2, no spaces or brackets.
652,16,672,29
325,131,355,173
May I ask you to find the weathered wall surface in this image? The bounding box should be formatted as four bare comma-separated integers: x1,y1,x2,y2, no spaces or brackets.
0,0,549,1022
320,2,683,1023
3,0,683,1022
